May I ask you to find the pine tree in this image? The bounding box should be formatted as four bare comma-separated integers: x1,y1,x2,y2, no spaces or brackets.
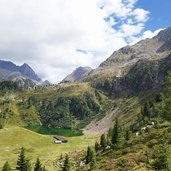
90,150,96,170
26,160,32,171
100,134,107,151
111,118,121,148
141,102,151,119
16,147,28,171
85,146,92,164
63,154,71,171
34,158,42,171
60,154,63,160
2,161,11,171
95,141,100,153
125,129,130,141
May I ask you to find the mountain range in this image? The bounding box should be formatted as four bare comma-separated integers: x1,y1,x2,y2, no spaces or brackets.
0,60,51,87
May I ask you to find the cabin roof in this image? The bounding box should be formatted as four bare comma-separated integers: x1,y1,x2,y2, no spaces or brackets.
53,135,68,142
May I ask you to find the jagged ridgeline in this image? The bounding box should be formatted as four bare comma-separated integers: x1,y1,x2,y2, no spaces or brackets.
83,27,171,97
0,82,107,128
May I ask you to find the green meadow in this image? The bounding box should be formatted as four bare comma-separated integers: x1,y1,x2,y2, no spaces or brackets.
0,126,99,170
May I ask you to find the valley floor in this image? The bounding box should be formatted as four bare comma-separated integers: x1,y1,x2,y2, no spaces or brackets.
0,126,99,170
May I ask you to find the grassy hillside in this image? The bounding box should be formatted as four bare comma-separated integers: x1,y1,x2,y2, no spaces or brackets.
87,125,171,171
0,126,99,170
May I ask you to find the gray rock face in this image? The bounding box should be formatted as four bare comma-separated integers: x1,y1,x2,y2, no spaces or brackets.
15,77,37,89
62,66,92,83
19,63,41,81
0,60,41,82
40,80,51,86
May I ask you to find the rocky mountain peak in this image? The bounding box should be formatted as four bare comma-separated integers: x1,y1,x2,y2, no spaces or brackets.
19,63,41,81
61,66,92,83
154,27,171,52
155,27,171,42
84,26,171,84
0,60,41,82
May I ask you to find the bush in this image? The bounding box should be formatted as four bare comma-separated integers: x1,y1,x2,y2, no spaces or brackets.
146,139,158,148
0,119,5,129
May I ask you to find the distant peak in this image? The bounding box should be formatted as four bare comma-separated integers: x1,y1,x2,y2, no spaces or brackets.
76,66,92,70
61,66,92,83
21,63,31,68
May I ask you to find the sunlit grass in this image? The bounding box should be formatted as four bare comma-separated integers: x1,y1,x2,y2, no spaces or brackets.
0,126,99,170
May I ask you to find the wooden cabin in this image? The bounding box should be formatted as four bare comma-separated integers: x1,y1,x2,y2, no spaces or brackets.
53,135,68,144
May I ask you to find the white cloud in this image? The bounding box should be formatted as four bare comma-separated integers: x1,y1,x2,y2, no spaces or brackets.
0,0,157,83
132,8,149,22
130,29,163,45
120,23,144,37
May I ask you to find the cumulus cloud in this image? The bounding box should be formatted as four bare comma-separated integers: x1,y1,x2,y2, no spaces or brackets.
130,29,163,45
0,0,159,82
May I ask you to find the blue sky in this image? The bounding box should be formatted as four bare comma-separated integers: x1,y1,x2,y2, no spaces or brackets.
138,0,171,31
0,0,170,83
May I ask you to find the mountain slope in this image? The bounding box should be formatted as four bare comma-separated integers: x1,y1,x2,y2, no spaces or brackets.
62,66,92,83
83,27,171,97
83,27,171,86
0,60,41,82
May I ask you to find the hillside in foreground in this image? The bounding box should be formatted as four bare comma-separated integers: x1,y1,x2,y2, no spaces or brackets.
0,126,98,170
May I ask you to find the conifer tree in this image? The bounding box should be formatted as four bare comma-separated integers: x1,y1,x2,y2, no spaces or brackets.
100,134,107,151
95,141,100,153
111,118,121,148
16,147,28,171
26,160,32,171
85,146,92,164
2,161,11,171
90,150,96,170
63,154,71,171
141,102,151,119
34,158,42,171
125,129,130,141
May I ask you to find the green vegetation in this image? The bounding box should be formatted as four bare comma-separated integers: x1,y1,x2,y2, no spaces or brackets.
111,118,122,148
0,126,98,170
2,70,171,170
0,82,106,129
85,146,97,170
100,134,107,151
62,155,71,171
90,150,96,170
16,147,31,171
25,125,83,137
85,146,92,164
0,81,18,93
2,162,11,171
34,158,45,171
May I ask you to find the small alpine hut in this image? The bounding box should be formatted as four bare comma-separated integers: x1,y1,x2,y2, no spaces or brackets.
53,135,68,144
